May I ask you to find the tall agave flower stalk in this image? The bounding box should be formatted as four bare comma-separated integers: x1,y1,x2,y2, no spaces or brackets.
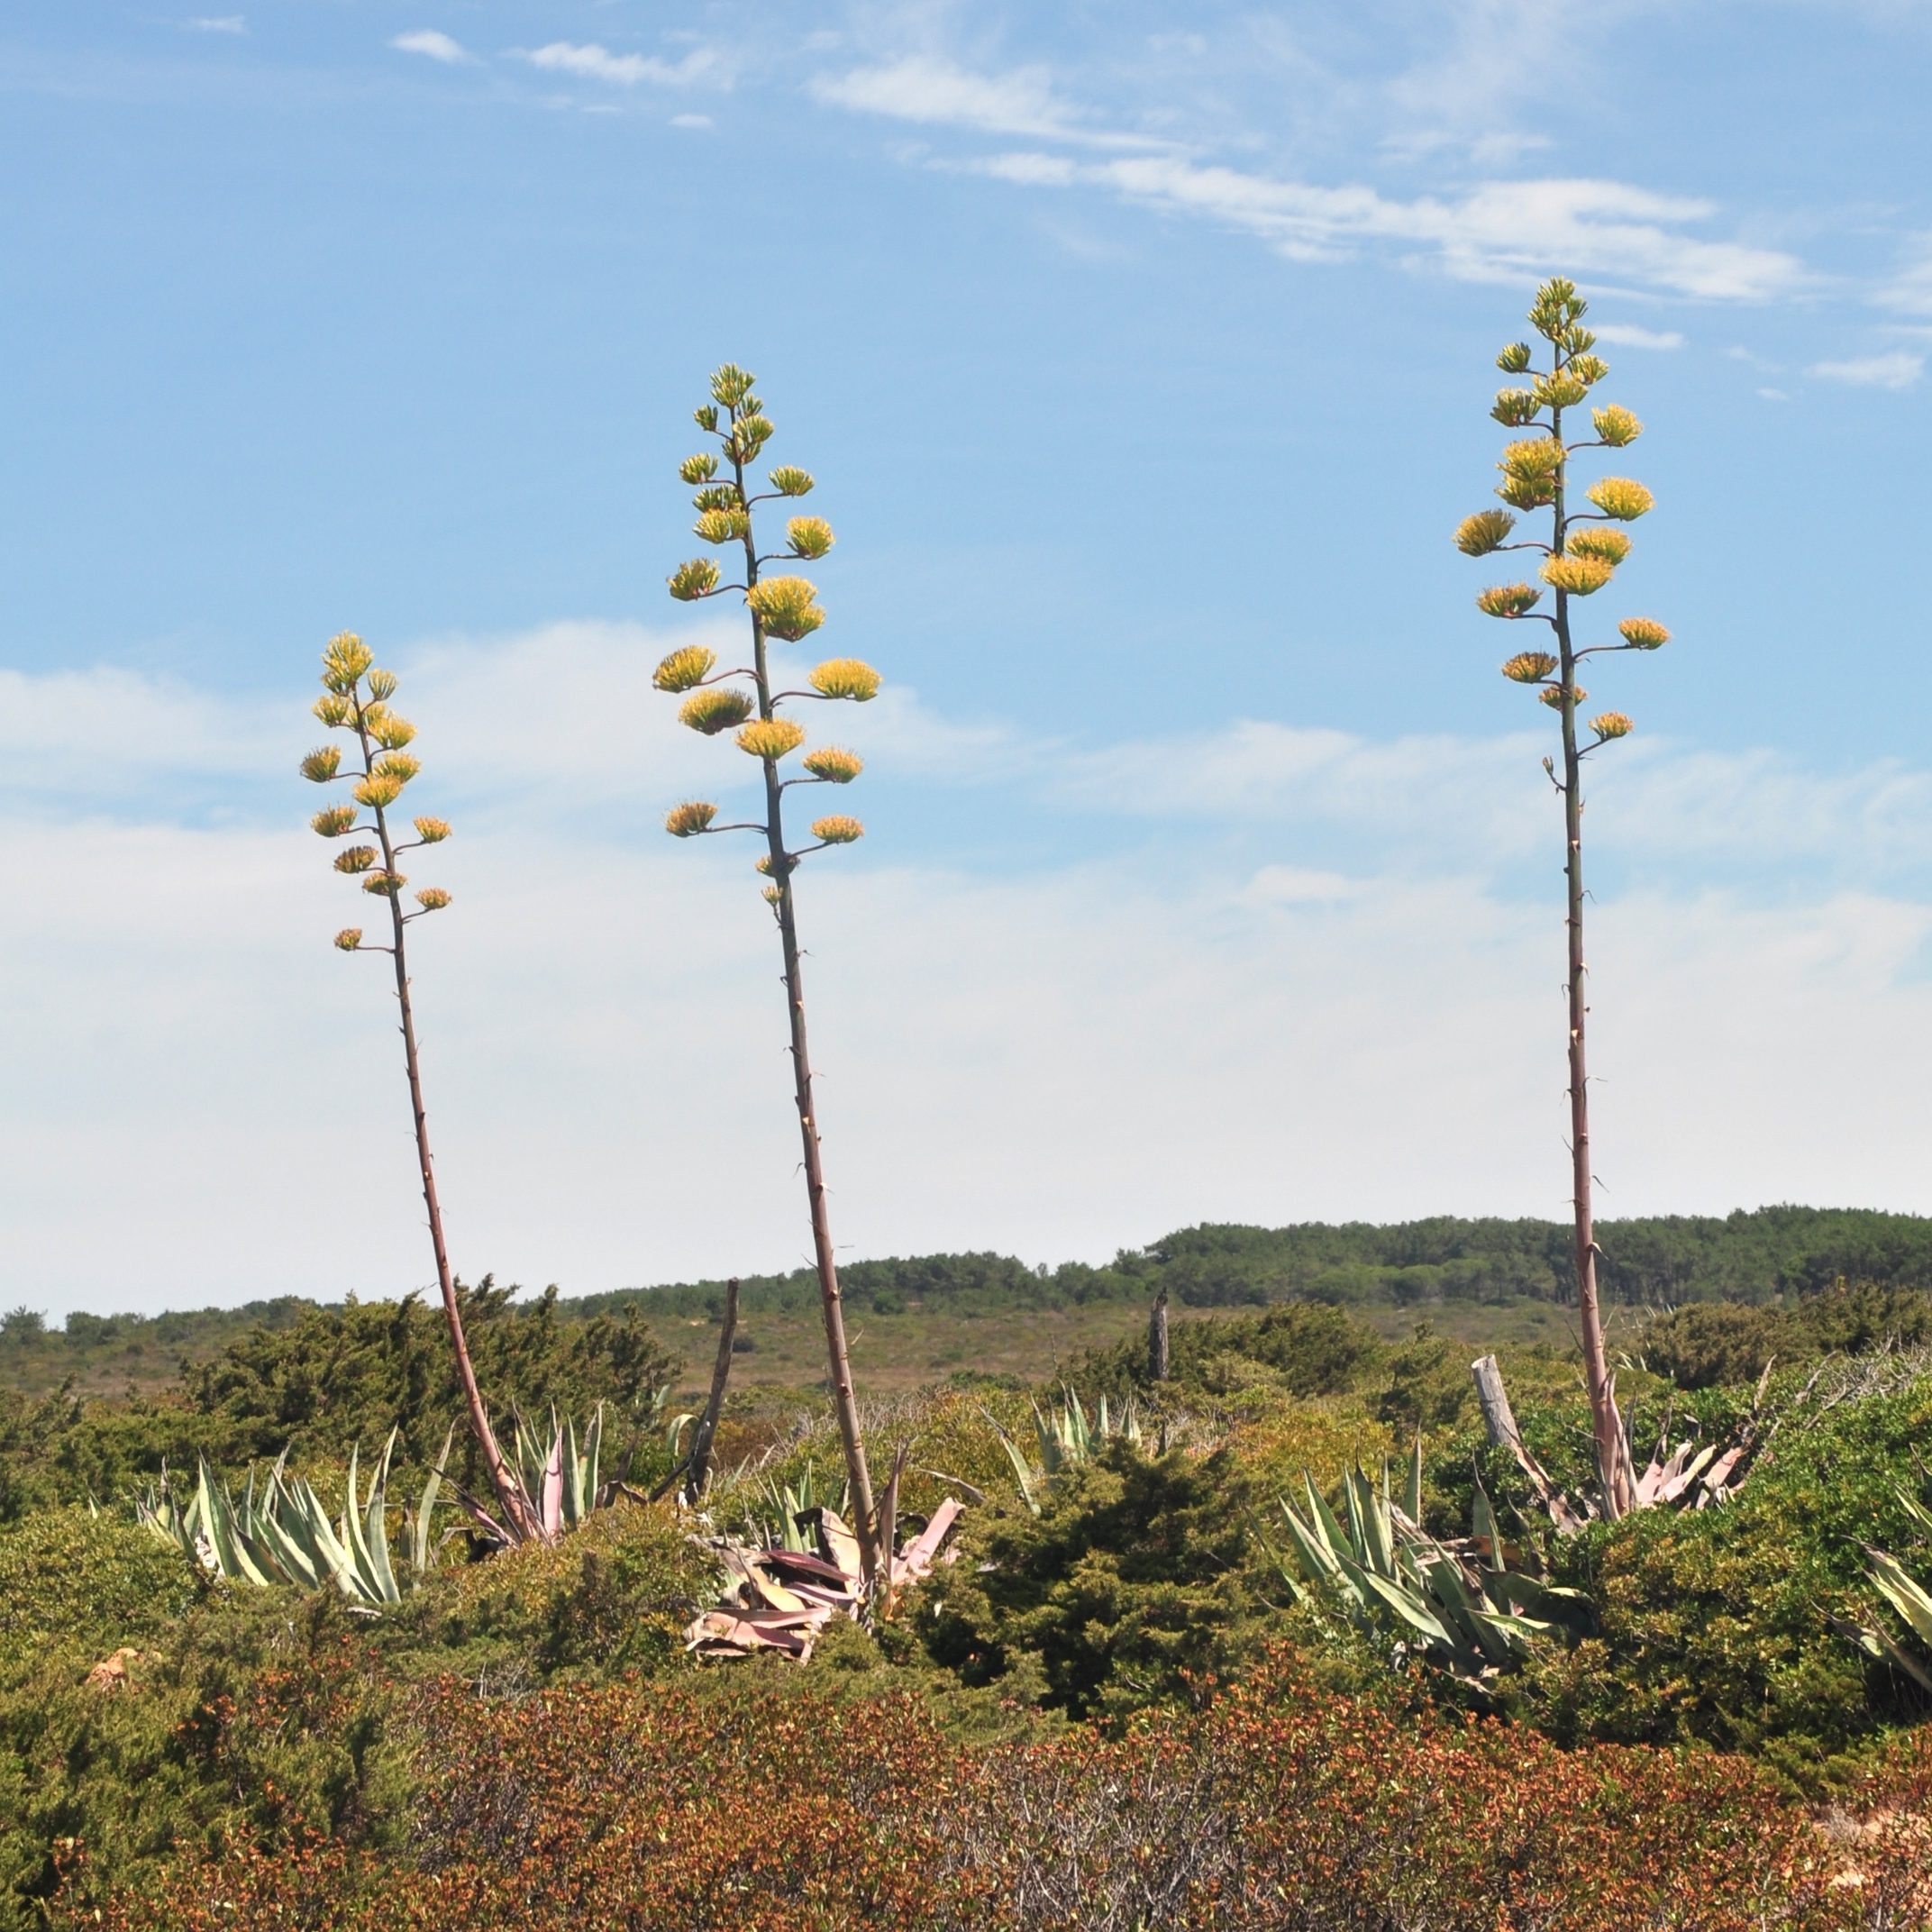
300,633,541,1544
654,365,884,1583
1457,278,1671,1521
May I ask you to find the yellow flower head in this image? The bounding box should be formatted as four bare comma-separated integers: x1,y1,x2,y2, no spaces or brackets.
692,485,740,515
1591,405,1642,447
710,364,756,407
768,466,815,497
1540,554,1615,597
1491,389,1541,428
352,773,405,810
1567,354,1608,387
1498,472,1557,511
370,715,417,751
1590,712,1634,740
1497,342,1533,373
362,870,406,898
334,927,363,952
1587,477,1654,520
414,887,452,911
1533,371,1589,411
679,687,754,736
746,575,825,642
314,693,354,729
727,415,774,463
761,884,783,906
321,632,373,693
809,658,881,701
753,853,771,875
300,746,342,783
694,404,719,433
1564,528,1630,567
1529,277,1584,341
679,452,719,485
1499,437,1564,480
669,558,722,602
803,746,863,783
366,670,399,703
812,815,864,845
787,516,835,560
664,800,719,838
1476,583,1543,619
1619,617,1670,651
373,752,421,787
312,803,359,837
333,844,378,874
414,816,452,843
736,716,807,761
1455,509,1517,557
653,645,718,693
695,507,751,545
1539,684,1586,709
1501,652,1559,683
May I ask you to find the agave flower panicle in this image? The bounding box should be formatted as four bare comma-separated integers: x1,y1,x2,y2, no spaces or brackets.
1455,277,1673,1522
652,365,886,1589
299,637,541,1544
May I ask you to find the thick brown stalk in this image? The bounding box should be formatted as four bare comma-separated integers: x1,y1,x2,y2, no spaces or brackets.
729,435,879,1582
1550,415,1630,1517
362,733,539,1543
683,1276,740,1501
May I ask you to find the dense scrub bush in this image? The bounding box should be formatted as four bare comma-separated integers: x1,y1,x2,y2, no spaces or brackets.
1638,1280,1932,1390
0,1501,715,1926
72,1655,1932,1929
917,1440,1273,1718
0,1284,682,1518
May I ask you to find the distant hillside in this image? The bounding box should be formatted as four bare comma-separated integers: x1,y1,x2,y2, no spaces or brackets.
566,1202,1932,1318
7,1205,1931,1395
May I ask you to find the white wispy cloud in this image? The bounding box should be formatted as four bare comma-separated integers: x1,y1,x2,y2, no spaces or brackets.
8,626,1932,1314
962,153,1804,300
390,30,475,67
520,41,717,88
1594,324,1686,350
810,55,1162,149
184,14,245,32
1809,350,1923,390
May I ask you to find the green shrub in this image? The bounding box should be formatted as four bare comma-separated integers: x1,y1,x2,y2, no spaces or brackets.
916,1438,1273,1720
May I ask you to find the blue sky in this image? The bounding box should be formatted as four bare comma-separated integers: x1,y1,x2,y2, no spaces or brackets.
4,3,1932,1315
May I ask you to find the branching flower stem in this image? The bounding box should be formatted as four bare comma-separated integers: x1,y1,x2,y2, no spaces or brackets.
1461,281,1668,1519
658,373,882,1585
1545,426,1626,1519
725,430,879,1581
305,639,542,1545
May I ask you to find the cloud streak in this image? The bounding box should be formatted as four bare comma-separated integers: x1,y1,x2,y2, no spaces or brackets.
810,56,1165,149
1809,351,1923,390
520,41,718,88
6,627,1932,1315
390,30,475,67
962,153,1804,299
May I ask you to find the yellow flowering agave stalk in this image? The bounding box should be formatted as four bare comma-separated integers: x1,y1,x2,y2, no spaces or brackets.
653,363,885,1588
1457,278,1673,1524
300,635,543,1547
